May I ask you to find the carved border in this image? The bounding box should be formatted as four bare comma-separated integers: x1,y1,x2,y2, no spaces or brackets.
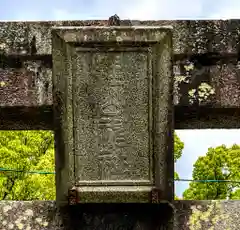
52,27,173,204
72,45,152,187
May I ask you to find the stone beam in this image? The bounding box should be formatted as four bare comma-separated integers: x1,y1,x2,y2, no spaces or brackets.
1,20,240,129
0,200,238,229
1,20,240,55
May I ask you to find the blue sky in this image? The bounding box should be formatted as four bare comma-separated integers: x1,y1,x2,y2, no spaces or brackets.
1,0,240,20
175,130,240,198
1,0,240,198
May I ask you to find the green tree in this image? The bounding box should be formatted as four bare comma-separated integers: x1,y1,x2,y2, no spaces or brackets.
183,144,240,200
174,132,184,199
0,131,55,200
0,131,184,200
174,132,184,179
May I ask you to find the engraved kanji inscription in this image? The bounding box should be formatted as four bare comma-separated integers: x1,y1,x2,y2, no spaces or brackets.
98,96,129,180
73,51,151,184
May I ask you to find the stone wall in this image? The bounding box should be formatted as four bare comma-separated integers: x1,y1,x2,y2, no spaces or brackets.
1,20,240,108
0,200,239,230
1,20,240,130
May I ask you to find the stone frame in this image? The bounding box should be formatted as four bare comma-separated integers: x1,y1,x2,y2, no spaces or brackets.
52,26,174,205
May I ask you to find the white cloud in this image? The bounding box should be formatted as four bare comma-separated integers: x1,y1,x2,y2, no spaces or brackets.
2,0,240,21
121,0,204,20
53,0,205,20
210,8,240,19
53,9,81,20
52,0,240,21
207,0,240,19
11,0,240,21
53,9,104,20
119,0,161,20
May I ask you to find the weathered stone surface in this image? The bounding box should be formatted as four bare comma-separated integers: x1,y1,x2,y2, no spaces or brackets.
52,26,173,205
0,200,239,229
174,200,239,230
0,201,174,230
1,20,240,55
1,20,240,128
0,201,62,230
1,20,240,109
175,107,240,129
0,64,52,107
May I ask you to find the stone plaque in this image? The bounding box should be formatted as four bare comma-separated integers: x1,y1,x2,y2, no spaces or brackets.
52,26,173,205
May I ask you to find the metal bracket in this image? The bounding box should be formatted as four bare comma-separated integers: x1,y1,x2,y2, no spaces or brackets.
68,187,78,205
151,188,162,204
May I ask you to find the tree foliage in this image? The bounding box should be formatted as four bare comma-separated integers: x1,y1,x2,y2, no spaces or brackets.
174,132,184,200
183,144,240,200
174,132,184,180
0,131,55,200
0,131,184,200
174,133,184,162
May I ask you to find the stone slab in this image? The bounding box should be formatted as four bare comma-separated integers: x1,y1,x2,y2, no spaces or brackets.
0,200,239,229
52,26,173,204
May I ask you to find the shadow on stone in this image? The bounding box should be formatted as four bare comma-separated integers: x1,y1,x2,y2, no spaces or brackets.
59,203,174,230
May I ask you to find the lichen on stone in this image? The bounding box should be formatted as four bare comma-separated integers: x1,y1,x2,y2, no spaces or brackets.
187,201,231,230
0,81,6,87
188,82,215,104
184,63,194,71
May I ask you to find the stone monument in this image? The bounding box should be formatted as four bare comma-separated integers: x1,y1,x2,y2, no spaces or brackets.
52,26,174,206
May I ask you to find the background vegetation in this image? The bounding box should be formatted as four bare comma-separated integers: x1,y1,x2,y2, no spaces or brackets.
0,130,239,200
0,131,55,200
